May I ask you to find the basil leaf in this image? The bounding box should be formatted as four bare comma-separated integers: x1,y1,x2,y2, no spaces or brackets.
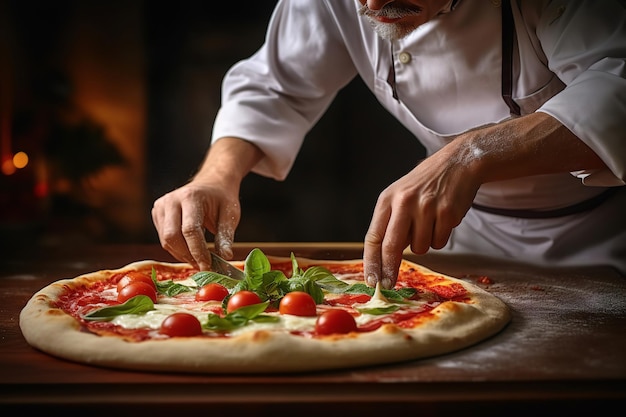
148,267,194,296
313,273,350,293
301,265,336,281
244,248,271,280
387,287,417,300
155,279,193,296
259,270,288,298
280,277,305,294
344,283,416,301
83,295,155,321
290,252,303,277
192,271,240,289
356,305,400,315
251,315,280,324
283,277,325,304
204,301,278,331
304,280,325,304
344,283,375,295
205,314,241,331
231,301,271,319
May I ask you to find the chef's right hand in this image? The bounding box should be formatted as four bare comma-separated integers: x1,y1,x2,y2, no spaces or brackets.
151,179,241,271
152,136,263,270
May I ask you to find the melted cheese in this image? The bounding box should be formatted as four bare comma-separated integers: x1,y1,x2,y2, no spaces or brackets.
111,304,208,329
352,282,396,326
353,282,390,310
110,306,318,333
228,314,318,336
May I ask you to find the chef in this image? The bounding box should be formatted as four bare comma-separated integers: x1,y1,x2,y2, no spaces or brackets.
152,0,626,288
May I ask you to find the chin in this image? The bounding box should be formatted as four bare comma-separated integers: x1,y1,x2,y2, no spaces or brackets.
372,22,417,41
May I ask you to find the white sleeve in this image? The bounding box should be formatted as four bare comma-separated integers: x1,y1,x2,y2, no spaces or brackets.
536,0,626,186
211,0,357,180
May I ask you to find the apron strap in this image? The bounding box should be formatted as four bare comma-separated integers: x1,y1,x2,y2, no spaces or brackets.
387,44,399,100
502,0,521,116
472,188,619,218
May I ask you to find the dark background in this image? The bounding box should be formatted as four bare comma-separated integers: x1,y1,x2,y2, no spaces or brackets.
1,0,424,251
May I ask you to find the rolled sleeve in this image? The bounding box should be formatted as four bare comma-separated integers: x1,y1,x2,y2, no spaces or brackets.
536,0,626,186
540,68,626,186
211,0,357,180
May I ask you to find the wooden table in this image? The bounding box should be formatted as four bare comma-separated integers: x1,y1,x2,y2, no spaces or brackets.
1,243,625,416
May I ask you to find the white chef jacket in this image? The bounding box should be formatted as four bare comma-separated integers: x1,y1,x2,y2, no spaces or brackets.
211,0,626,274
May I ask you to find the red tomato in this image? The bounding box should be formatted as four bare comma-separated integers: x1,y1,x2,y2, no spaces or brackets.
279,291,317,316
315,309,357,335
195,283,229,302
226,290,262,313
160,312,202,337
117,281,158,303
117,271,155,293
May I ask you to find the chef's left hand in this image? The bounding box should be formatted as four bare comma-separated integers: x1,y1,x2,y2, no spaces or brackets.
363,138,481,289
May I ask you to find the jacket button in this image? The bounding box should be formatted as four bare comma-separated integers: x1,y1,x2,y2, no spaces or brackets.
398,52,412,64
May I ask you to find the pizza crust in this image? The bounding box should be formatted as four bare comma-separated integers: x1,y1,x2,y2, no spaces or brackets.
19,258,510,373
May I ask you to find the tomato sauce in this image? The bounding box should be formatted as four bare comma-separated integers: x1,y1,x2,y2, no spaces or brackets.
324,263,363,275
269,261,293,275
326,293,371,306
83,321,154,342
55,266,201,340
399,267,469,301
357,306,436,332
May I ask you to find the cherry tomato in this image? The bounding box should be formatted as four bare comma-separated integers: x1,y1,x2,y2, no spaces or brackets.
315,309,357,335
226,290,262,313
279,291,317,316
117,271,155,293
195,283,229,302
160,312,202,337
117,281,157,303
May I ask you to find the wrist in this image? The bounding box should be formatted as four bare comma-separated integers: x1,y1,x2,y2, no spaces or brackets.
193,137,263,184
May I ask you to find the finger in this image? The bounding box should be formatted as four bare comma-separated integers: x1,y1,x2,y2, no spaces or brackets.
152,201,196,266
380,207,413,289
213,201,240,260
151,201,164,233
431,197,464,249
431,213,454,250
363,201,391,288
180,200,211,271
410,195,436,254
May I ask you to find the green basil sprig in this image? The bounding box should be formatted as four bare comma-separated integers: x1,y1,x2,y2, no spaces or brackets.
190,248,416,308
190,249,331,308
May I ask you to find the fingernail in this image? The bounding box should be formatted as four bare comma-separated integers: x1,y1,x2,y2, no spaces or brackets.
382,277,393,289
366,273,377,286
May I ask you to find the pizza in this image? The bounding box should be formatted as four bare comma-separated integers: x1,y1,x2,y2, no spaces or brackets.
19,248,510,373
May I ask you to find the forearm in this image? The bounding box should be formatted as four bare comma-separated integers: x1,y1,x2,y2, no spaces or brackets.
455,112,607,184
193,137,264,185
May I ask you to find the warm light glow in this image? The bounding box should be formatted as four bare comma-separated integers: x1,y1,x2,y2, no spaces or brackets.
13,151,28,169
33,181,49,198
1,158,15,175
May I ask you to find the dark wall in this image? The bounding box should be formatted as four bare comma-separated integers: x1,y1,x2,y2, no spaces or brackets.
145,1,426,243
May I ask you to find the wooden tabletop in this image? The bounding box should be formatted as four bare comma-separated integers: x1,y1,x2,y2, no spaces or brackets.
1,242,625,416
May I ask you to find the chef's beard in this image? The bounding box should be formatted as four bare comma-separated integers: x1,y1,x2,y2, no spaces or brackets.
358,4,423,41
